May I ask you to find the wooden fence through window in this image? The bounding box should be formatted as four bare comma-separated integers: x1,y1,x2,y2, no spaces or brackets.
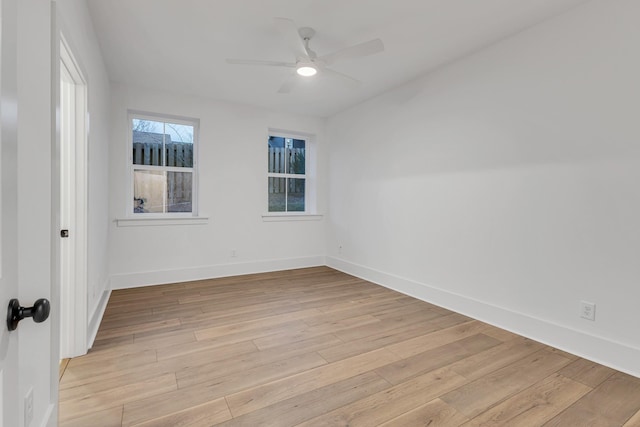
268,147,305,194
132,141,193,212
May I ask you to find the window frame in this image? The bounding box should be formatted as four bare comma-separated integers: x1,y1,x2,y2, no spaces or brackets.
266,129,316,216
127,110,200,218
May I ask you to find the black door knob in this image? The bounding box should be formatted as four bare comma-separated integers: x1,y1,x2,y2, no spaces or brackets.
6,298,50,331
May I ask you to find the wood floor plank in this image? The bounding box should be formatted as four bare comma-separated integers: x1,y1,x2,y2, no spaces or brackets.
62,348,158,381
64,346,159,369
59,406,124,427
179,300,309,328
59,373,177,422
463,373,591,426
301,297,421,327
193,308,322,341
371,300,439,320
544,346,580,361
60,340,257,391
297,367,469,427
95,318,182,340
478,325,523,342
122,385,231,426
132,328,197,349
59,358,70,381
332,307,443,342
251,314,380,350
379,398,469,427
385,320,488,359
441,349,573,418
226,348,400,417
176,351,328,390
624,409,640,426
558,357,616,388
376,334,501,385
317,311,470,363
91,334,135,350
59,267,639,426
128,397,231,427
315,293,415,315
449,337,544,381
544,372,640,426
219,372,391,427
171,337,330,388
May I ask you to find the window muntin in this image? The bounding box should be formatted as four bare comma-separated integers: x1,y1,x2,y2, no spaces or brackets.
268,135,306,212
130,113,197,215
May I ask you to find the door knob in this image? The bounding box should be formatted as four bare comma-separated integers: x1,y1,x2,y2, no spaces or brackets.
6,298,50,331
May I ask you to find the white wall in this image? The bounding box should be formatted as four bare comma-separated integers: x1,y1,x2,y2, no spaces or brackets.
326,0,640,377
56,0,112,345
109,85,327,287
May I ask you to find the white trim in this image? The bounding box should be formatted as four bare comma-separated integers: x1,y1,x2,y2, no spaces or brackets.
326,256,640,379
58,33,88,359
110,256,326,289
87,285,111,349
127,110,200,217
267,129,317,214
116,216,209,227
41,403,56,427
262,213,323,222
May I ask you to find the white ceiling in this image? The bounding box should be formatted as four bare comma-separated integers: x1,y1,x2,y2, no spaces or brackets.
86,0,589,118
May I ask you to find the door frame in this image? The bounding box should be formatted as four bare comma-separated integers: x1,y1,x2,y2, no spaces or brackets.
55,22,88,359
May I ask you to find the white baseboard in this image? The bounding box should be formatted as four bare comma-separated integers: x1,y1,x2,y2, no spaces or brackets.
87,283,112,349
41,403,55,427
109,255,326,290
326,256,640,379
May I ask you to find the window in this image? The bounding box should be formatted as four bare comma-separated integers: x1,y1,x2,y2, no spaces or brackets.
129,112,198,215
268,133,307,212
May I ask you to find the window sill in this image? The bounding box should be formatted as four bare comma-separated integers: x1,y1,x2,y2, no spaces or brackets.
116,216,209,227
261,213,324,222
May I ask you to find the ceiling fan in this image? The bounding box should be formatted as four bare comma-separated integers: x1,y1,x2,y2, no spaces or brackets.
226,18,384,94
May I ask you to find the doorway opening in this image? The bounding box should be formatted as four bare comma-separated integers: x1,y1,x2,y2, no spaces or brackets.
59,36,88,359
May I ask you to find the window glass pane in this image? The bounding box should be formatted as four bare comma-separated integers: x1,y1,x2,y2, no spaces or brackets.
133,119,166,166
167,171,193,212
268,136,286,173
165,123,193,143
268,177,286,212
134,170,193,213
287,178,305,212
134,170,165,213
165,123,194,168
133,119,164,134
286,138,305,175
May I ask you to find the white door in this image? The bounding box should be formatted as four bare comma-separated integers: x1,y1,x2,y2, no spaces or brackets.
2,1,58,426
1,0,20,425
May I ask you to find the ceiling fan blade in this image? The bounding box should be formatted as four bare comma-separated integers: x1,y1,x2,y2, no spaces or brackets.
318,38,384,66
274,17,309,60
321,68,362,89
226,59,296,68
277,74,298,94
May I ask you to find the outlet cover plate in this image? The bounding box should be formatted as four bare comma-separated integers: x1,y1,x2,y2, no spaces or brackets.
580,301,596,321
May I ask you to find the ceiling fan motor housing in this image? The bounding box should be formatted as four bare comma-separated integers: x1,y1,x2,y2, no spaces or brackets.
298,27,315,41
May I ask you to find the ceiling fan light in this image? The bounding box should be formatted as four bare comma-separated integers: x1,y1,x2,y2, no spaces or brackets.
296,65,317,77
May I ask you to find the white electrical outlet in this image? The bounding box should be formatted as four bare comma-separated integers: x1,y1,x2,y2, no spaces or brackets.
580,301,596,321
24,387,34,426
338,245,342,254
231,249,237,258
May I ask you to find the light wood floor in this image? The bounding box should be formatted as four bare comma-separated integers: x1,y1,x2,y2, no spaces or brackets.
59,267,640,426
